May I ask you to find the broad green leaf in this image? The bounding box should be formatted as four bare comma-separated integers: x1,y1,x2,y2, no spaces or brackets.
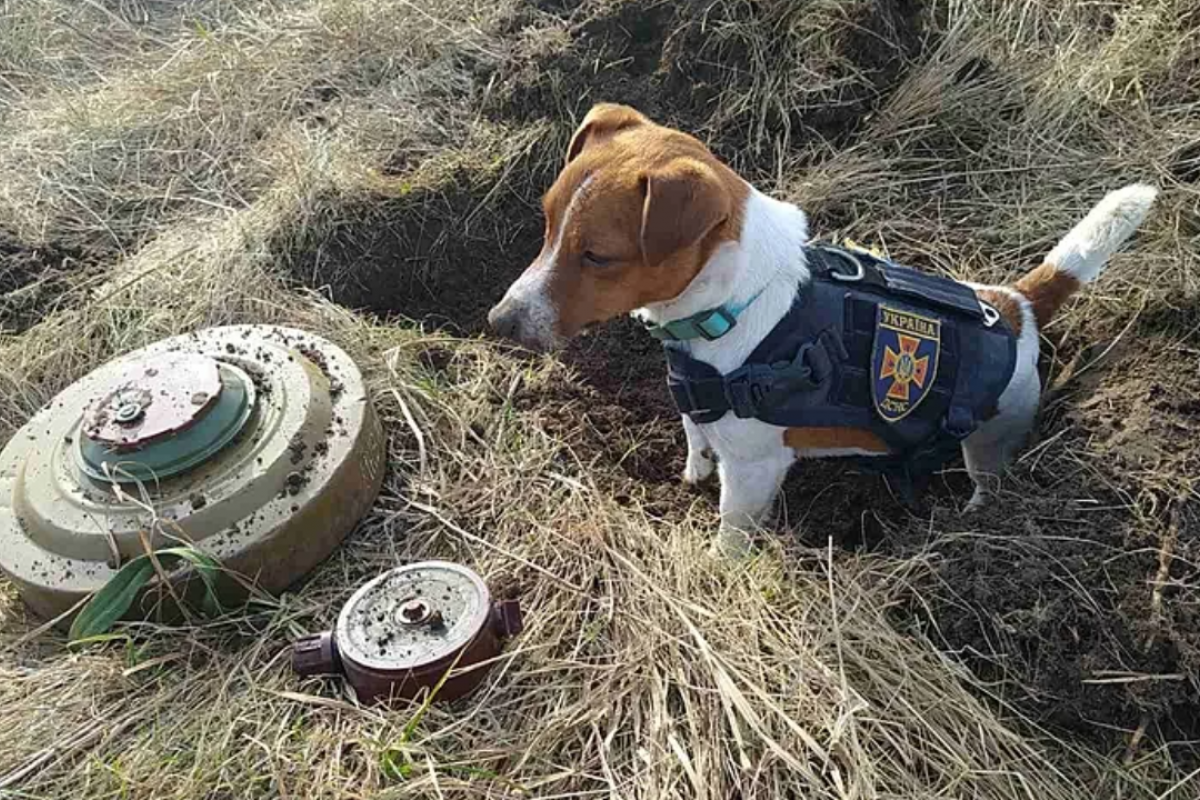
68,557,158,642
68,547,226,642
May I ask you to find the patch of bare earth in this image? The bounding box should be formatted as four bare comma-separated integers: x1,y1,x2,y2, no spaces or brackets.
0,233,98,335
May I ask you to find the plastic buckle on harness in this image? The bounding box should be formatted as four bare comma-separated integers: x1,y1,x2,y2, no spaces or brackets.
769,342,818,391
722,363,776,418
771,332,845,389
716,331,847,420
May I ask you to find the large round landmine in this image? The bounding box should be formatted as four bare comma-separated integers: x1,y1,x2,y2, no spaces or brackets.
292,562,524,703
0,326,386,623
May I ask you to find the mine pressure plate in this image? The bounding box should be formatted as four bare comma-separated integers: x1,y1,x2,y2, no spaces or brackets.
0,325,386,623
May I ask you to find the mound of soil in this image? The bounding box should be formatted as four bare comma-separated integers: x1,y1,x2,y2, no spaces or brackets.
0,233,95,334
486,0,923,176
893,313,1200,752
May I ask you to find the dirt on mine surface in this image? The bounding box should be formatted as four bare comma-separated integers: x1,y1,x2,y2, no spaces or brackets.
282,0,1200,761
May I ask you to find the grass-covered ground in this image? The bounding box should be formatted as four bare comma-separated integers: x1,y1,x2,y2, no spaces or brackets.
2,0,1199,797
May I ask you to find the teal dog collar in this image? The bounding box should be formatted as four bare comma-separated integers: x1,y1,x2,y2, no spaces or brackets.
643,290,765,342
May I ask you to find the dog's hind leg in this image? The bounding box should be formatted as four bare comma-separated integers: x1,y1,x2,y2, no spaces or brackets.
960,278,1043,512
961,405,1036,511
961,337,1040,511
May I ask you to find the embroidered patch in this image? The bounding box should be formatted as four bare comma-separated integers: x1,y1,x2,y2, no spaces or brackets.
871,305,940,423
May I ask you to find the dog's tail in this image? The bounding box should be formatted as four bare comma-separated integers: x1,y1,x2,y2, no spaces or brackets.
1015,183,1158,329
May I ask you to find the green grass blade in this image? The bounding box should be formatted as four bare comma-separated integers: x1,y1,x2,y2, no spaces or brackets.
157,547,225,616
67,547,226,642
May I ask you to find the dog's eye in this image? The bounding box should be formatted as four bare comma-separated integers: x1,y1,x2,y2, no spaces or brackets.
582,251,612,268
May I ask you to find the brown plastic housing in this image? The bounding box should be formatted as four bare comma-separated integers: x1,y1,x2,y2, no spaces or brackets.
291,562,522,703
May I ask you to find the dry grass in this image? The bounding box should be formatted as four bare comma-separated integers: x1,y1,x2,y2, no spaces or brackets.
2,0,1200,797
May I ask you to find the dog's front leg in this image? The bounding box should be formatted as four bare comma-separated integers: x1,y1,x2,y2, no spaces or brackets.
682,416,715,484
711,451,793,558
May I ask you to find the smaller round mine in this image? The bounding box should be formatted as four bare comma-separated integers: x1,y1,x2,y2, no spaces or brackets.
337,562,491,673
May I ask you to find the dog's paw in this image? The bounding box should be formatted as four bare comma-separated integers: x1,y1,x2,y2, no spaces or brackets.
708,528,752,560
682,449,715,485
962,487,988,514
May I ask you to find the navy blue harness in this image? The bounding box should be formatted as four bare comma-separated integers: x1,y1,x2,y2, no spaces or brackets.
662,245,1018,475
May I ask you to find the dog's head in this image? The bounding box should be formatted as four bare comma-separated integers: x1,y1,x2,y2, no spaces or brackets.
488,104,746,351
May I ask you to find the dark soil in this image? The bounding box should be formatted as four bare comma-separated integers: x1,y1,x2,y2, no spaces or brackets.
486,0,925,177
282,0,1200,764
891,312,1200,754
0,232,96,334
285,166,542,333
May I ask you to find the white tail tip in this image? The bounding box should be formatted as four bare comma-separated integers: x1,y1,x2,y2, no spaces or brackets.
1045,183,1158,283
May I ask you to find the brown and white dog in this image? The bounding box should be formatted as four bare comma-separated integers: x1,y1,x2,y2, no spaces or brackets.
488,103,1157,556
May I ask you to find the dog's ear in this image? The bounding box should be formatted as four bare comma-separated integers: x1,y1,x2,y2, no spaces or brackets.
566,104,647,165
639,158,731,267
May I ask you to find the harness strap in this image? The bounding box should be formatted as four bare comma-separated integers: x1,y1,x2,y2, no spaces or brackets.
808,244,989,321
668,328,846,423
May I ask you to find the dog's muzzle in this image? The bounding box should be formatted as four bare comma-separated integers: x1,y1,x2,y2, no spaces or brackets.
487,296,559,352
